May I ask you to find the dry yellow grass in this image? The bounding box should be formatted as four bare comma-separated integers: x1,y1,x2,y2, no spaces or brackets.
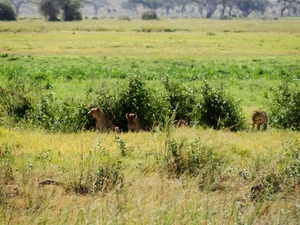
1,126,300,224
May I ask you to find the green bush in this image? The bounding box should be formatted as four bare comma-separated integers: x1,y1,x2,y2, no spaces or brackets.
0,3,16,21
0,85,32,123
26,93,91,133
195,82,246,131
269,83,300,130
163,76,197,124
92,75,169,131
141,11,158,20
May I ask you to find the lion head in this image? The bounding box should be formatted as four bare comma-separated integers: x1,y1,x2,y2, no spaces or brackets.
88,107,118,132
126,113,141,132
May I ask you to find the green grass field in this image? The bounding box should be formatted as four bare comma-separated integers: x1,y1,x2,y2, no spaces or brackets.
0,18,300,224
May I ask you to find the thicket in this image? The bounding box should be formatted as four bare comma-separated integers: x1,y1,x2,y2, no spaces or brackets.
0,73,248,132
0,3,16,21
269,83,300,131
195,82,246,131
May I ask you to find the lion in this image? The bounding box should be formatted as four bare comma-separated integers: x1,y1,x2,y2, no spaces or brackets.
252,110,268,131
126,113,141,132
88,107,119,132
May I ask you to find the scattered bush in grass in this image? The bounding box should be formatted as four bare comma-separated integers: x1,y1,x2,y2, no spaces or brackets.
163,138,225,190
115,135,132,157
250,173,283,201
66,163,124,195
283,140,300,188
0,3,16,21
141,11,158,20
118,15,130,21
163,76,197,124
195,82,246,131
269,83,300,130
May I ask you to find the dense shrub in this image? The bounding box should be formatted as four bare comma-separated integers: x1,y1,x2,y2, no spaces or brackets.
195,82,246,131
269,83,300,130
0,85,32,123
92,75,169,131
163,76,197,124
141,11,158,20
26,93,91,133
0,3,16,21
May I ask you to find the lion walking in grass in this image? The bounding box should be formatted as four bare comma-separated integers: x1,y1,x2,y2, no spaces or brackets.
252,110,268,131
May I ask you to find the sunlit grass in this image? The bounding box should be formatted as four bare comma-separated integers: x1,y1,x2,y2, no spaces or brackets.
1,127,300,224
0,18,299,58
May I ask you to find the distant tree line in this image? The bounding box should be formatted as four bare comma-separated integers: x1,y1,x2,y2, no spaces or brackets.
0,0,300,21
121,0,300,17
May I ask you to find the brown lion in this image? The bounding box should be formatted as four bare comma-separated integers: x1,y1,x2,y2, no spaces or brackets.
252,110,268,131
126,113,141,132
88,107,119,132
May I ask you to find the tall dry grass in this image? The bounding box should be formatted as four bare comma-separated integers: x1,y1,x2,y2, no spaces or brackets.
1,126,300,224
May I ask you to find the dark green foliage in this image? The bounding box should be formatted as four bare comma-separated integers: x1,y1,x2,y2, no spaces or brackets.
269,83,300,130
62,0,82,21
0,3,16,21
196,82,246,131
141,10,158,20
0,85,32,123
38,0,61,21
38,0,83,21
163,76,197,124
26,94,91,132
92,74,169,131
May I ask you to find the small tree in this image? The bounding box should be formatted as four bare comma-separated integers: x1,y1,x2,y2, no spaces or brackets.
0,3,17,21
38,0,60,21
37,0,83,21
61,0,83,21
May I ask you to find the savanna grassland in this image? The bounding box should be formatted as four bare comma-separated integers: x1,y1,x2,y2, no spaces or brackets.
0,18,300,224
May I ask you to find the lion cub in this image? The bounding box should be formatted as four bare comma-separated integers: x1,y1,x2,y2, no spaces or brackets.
88,107,118,132
252,110,268,131
126,113,141,132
